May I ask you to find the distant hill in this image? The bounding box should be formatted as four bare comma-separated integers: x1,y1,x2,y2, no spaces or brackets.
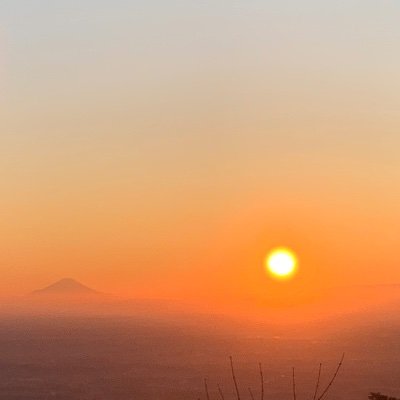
32,278,99,296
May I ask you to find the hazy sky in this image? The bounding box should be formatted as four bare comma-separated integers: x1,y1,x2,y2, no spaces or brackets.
1,1,400,300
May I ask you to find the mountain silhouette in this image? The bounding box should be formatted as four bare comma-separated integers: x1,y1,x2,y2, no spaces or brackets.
32,278,98,296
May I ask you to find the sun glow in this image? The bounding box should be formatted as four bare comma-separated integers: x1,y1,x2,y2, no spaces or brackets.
266,248,298,280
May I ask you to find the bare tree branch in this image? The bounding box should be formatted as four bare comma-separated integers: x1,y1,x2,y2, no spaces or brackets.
292,367,297,400
204,378,210,400
259,363,264,400
230,356,241,400
217,384,225,400
312,363,322,400
317,354,345,400
248,387,255,400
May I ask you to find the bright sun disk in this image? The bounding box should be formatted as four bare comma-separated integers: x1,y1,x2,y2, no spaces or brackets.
266,248,298,280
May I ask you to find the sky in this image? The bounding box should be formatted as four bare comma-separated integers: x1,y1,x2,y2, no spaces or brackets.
1,1,400,303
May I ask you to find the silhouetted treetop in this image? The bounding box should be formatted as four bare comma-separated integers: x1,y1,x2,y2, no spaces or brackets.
369,392,399,400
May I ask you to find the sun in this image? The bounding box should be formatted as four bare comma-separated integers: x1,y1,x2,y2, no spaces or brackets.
265,247,298,280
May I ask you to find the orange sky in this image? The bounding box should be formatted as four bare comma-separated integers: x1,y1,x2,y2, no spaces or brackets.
1,1,400,305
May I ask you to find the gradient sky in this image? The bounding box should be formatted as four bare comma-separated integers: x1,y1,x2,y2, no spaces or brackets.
1,1,400,301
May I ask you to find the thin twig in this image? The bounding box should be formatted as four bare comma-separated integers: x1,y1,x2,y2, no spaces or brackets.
312,363,322,400
217,384,225,400
259,363,264,400
230,356,241,400
248,387,255,400
317,353,345,400
292,367,297,400
204,378,210,400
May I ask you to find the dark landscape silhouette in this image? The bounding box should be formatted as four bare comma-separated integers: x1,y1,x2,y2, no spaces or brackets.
0,279,398,399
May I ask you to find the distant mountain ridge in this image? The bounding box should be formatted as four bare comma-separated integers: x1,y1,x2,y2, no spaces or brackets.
32,278,98,296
